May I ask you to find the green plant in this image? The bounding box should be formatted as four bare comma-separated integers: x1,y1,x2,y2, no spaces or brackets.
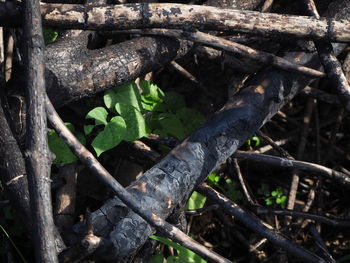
185,191,206,211
207,172,244,202
247,136,260,147
85,80,205,156
48,123,86,164
149,235,207,263
43,28,58,45
258,184,287,208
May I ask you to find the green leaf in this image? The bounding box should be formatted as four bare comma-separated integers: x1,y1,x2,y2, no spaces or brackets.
149,254,164,263
86,107,108,125
185,191,207,210
247,136,261,147
207,173,220,185
176,107,205,136
265,198,273,206
48,123,85,164
84,125,95,135
104,82,143,113
163,92,186,113
152,113,187,140
115,103,148,141
91,116,126,156
150,235,206,263
166,256,179,263
271,191,278,197
43,28,58,45
140,80,164,104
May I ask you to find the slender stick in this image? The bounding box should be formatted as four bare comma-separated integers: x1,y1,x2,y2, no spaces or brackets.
23,0,58,261
45,95,231,263
197,183,323,262
253,206,350,228
111,28,325,78
234,151,350,186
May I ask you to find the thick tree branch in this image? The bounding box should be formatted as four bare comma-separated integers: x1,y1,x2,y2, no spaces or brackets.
23,0,58,261
1,3,350,42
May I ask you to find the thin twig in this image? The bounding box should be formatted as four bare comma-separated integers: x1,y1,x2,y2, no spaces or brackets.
231,158,256,205
253,206,350,228
113,28,325,78
308,224,336,262
197,183,323,262
234,151,350,187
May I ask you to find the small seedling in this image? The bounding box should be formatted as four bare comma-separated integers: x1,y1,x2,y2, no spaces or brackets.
258,184,287,208
207,172,244,202
247,136,261,147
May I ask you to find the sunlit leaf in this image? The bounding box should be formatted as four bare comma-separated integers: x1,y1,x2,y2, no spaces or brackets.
92,116,126,156
86,107,108,125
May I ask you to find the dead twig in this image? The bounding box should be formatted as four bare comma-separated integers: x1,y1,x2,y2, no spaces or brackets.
113,28,325,78
234,151,350,187
197,183,323,262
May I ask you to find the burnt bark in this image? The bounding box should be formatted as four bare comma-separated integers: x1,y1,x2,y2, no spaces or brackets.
66,2,350,261
44,35,190,107
1,3,350,42
23,0,58,261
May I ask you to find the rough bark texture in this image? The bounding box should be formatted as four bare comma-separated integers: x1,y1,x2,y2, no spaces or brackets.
1,3,350,42
44,34,190,107
23,0,58,261
68,2,350,261
39,3,350,43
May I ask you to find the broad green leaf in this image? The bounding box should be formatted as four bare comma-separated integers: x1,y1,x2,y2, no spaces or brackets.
152,113,186,140
43,28,58,45
115,103,148,141
166,256,179,263
185,191,206,210
91,116,126,156
84,125,95,135
104,82,143,112
48,123,86,164
150,236,206,263
176,107,205,135
163,92,186,113
149,254,164,263
86,107,108,125
140,80,164,104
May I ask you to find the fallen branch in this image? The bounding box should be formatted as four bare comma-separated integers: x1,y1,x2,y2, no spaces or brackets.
197,183,323,262
234,151,350,187
303,0,350,111
1,3,350,42
110,28,325,78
